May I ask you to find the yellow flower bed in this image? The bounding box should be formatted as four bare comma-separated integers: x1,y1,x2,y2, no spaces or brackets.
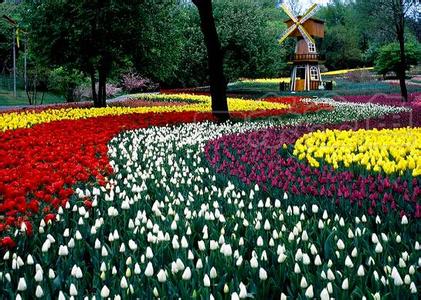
322,67,374,76
238,78,291,84
293,127,421,177
0,94,289,131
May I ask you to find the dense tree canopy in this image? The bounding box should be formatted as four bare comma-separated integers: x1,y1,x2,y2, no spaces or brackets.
0,0,419,103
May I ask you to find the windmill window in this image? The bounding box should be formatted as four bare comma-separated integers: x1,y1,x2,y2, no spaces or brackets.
308,43,316,53
310,67,319,81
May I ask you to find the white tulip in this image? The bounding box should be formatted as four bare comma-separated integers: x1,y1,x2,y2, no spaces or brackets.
320,288,329,300
239,282,247,298
203,274,211,287
198,240,206,251
101,285,110,298
327,268,335,281
35,285,44,298
182,267,192,280
357,265,365,277
302,254,310,265
120,277,128,289
69,283,78,296
305,285,314,298
17,277,27,291
259,268,267,280
196,259,203,269
209,267,217,279
250,257,258,268
294,263,301,274
157,269,167,283
300,276,308,288
343,256,353,269
409,282,417,293
144,262,154,277
374,242,383,253
26,255,34,265
342,278,349,290
58,245,69,256
336,239,345,250
391,267,403,286
146,247,153,259
401,215,408,225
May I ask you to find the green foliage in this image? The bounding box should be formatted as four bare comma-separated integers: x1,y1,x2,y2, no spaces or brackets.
375,41,421,75
48,67,86,102
0,3,23,73
318,1,365,70
171,0,286,87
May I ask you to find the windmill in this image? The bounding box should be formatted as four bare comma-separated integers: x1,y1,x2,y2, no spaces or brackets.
278,3,325,92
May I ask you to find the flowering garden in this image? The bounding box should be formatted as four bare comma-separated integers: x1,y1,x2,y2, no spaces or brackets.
0,93,420,299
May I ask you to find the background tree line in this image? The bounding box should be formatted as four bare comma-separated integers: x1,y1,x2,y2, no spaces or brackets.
0,0,420,104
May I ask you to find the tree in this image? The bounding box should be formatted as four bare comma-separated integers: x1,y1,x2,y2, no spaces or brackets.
192,0,229,120
26,0,177,107
375,41,421,76
356,0,420,101
173,0,285,87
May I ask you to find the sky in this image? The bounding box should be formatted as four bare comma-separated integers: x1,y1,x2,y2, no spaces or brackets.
300,0,330,8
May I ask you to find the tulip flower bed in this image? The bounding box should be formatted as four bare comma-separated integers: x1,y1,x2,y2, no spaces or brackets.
294,127,421,176
0,96,419,299
0,95,331,237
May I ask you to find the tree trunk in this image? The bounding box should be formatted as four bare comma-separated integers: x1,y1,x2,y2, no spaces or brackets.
397,29,408,102
98,69,107,108
90,70,99,107
192,0,229,121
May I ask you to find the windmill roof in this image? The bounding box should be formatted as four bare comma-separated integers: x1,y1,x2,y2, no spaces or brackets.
284,17,325,24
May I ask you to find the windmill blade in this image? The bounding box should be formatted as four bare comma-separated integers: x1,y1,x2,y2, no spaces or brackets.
298,24,316,46
281,3,298,23
300,4,320,24
279,24,297,45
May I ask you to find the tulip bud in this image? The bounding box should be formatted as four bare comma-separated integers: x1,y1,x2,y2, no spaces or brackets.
259,268,267,281
305,285,314,298
101,285,110,298
17,277,27,291
203,274,211,287
144,262,154,277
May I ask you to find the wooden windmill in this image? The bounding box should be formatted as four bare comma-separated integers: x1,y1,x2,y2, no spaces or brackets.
279,3,325,92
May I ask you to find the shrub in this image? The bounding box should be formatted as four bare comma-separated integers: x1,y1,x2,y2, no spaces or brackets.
121,73,159,93
346,70,373,83
375,42,421,76
74,83,122,101
48,67,86,102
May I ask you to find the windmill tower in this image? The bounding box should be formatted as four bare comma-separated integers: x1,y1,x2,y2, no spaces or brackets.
279,3,325,92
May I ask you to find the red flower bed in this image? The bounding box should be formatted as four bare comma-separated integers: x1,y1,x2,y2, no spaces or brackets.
0,112,216,239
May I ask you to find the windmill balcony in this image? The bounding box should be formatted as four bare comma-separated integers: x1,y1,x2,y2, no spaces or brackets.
289,53,326,62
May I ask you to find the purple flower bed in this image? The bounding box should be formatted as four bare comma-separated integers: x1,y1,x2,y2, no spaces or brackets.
333,92,421,107
205,113,421,218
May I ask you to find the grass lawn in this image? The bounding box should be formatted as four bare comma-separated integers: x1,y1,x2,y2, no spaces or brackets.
0,88,65,106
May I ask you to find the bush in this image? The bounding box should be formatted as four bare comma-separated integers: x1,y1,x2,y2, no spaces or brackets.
48,68,86,102
74,83,122,101
346,70,373,83
375,42,421,76
121,73,159,93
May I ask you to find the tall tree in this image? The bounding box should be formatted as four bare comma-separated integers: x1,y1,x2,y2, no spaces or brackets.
26,0,179,107
356,0,419,101
192,0,229,120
